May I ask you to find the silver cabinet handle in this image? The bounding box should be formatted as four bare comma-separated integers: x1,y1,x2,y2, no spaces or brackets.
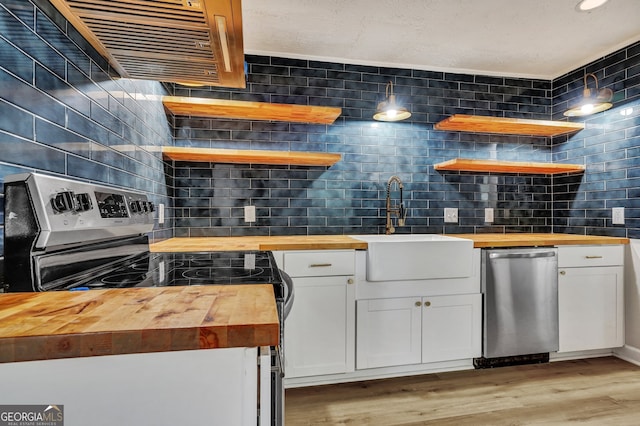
585,256,603,259
309,263,332,267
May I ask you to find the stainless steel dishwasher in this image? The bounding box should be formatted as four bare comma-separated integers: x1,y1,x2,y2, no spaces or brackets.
481,247,559,359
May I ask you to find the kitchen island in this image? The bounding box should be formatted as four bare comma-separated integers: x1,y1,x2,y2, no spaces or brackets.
0,285,279,362
0,285,278,426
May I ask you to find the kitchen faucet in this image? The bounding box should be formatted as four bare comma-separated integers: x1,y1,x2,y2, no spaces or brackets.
385,175,407,234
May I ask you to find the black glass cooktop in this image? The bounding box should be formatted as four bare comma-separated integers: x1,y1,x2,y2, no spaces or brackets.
62,251,284,299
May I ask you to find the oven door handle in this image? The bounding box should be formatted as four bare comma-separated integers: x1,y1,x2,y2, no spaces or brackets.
280,269,295,320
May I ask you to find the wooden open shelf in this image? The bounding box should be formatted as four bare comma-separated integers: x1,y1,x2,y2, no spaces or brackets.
163,147,341,166
163,96,342,124
434,158,585,175
434,115,584,137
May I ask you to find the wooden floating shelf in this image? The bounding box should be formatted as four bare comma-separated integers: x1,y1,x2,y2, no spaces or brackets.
434,114,584,137
162,96,342,124
434,158,586,175
163,146,341,166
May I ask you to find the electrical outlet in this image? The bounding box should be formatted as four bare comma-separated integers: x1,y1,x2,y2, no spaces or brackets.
244,205,256,223
612,207,625,225
444,207,458,223
158,203,165,224
484,207,494,223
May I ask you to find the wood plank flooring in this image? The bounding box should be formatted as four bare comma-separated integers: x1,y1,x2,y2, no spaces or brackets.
285,357,640,425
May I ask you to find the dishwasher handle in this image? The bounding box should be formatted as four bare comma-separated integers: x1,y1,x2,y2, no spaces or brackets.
488,250,556,260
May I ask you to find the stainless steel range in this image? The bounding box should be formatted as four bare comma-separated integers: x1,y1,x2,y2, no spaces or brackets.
3,172,291,426
4,172,154,292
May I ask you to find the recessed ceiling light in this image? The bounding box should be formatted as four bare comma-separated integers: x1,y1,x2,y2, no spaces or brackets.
576,0,609,12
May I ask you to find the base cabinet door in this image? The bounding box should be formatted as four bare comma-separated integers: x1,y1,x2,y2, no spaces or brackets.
356,295,481,369
285,276,353,377
422,294,482,363
356,298,422,369
558,266,624,352
280,250,355,379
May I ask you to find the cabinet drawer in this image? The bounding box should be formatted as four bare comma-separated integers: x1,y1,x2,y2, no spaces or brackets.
283,250,355,277
558,245,624,267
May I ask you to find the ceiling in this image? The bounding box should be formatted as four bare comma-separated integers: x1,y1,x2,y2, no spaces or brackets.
242,0,640,80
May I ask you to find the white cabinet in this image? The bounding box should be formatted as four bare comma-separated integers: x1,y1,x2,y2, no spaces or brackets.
0,348,261,426
356,298,422,368
422,294,482,363
356,294,481,369
280,250,355,378
558,245,624,353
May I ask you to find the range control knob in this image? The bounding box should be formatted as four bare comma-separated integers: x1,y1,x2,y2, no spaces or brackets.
75,193,93,212
147,202,155,213
52,191,77,213
130,200,142,214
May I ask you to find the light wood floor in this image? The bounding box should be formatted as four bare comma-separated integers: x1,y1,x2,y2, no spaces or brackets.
285,357,640,425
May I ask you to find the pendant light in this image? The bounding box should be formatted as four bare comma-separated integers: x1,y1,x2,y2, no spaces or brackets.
564,73,613,117
373,81,411,122
575,0,609,12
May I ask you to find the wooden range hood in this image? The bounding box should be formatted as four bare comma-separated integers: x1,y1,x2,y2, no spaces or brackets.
49,0,246,88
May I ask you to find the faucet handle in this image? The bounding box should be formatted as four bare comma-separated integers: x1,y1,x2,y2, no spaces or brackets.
398,202,407,226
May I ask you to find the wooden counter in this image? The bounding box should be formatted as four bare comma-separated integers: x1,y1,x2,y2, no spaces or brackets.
151,234,628,252
150,235,368,252
0,285,279,363
451,233,629,248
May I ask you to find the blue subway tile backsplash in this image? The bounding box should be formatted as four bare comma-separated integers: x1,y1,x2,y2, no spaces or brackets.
552,41,640,236
166,42,640,239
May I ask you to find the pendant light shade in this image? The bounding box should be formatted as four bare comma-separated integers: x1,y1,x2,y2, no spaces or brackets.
564,73,613,117
575,0,609,12
373,81,411,122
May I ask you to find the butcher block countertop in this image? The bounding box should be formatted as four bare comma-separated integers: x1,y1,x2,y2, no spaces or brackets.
0,285,279,363
150,233,628,252
452,233,629,248
150,235,368,252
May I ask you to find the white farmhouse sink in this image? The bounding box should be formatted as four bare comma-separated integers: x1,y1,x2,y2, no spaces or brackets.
353,234,474,281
